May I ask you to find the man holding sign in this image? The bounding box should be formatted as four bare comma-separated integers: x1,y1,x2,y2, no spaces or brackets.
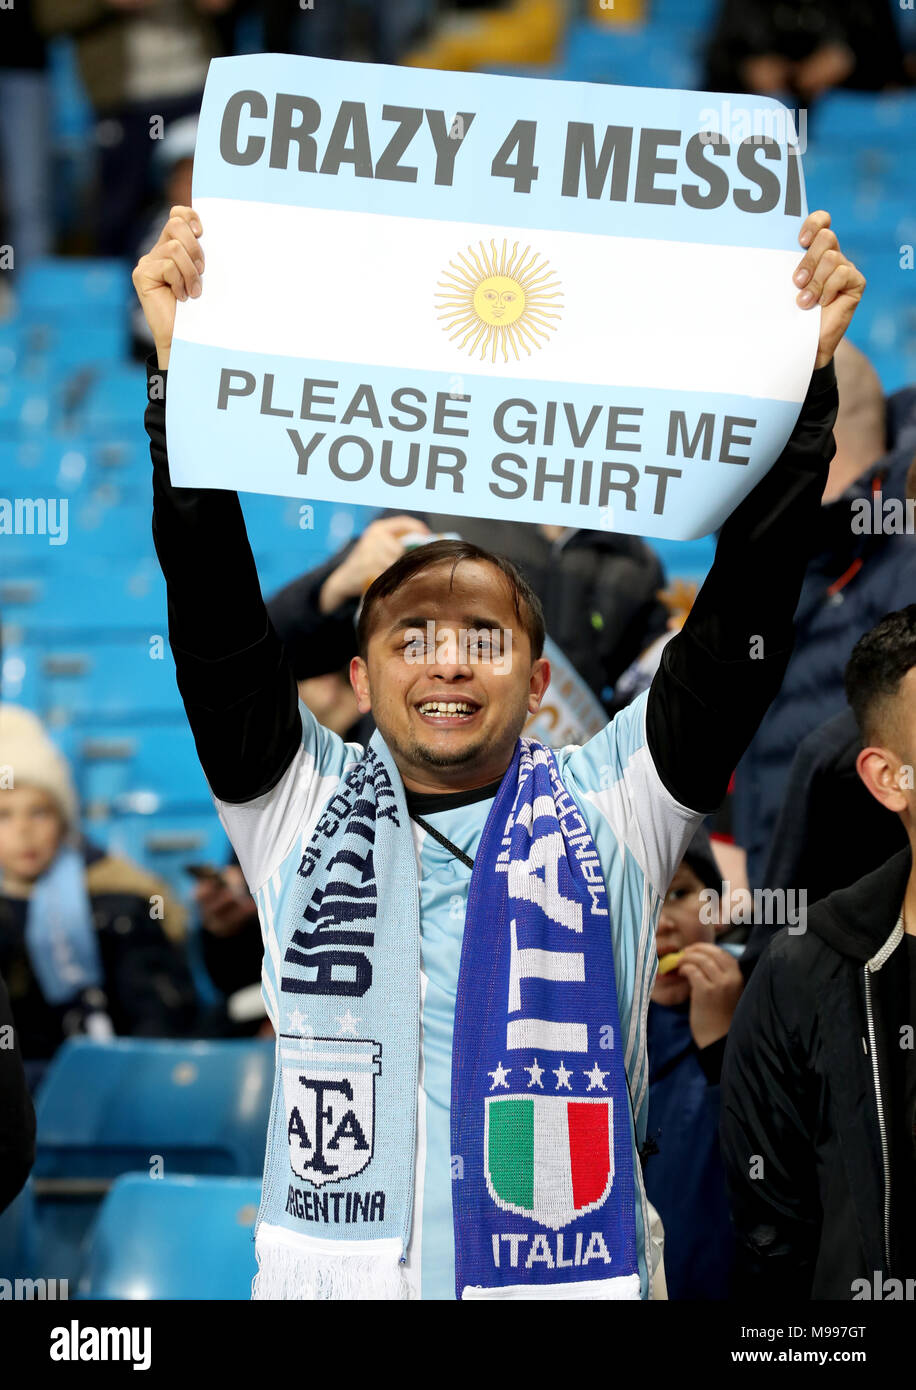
135,202,862,1300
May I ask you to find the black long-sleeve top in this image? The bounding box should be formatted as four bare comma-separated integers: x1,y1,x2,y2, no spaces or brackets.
0,970,35,1214
147,356,838,815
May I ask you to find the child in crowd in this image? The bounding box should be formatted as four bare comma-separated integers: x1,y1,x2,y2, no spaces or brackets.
0,706,196,1080
644,828,745,1299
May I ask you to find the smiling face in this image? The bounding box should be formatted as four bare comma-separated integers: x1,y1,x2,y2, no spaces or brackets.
350,559,550,793
472,275,526,325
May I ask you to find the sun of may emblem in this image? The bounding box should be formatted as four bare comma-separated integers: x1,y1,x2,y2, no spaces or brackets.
435,238,563,363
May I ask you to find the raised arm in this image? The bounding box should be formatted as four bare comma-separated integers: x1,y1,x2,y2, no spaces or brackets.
646,211,864,813
135,206,302,804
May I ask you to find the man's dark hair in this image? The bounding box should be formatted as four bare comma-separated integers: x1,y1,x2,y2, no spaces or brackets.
356,539,546,660
844,604,916,744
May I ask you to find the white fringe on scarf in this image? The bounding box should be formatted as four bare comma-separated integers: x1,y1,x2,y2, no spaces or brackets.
461,1273,641,1300
252,1223,413,1301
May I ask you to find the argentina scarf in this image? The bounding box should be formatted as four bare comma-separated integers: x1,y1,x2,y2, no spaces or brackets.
253,733,639,1300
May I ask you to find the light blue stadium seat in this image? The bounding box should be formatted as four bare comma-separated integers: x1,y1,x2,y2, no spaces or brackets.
35,323,129,373
0,321,23,375
97,812,231,899
650,0,717,31
72,366,148,434
558,22,699,89
60,494,154,559
28,1039,273,1284
646,534,716,586
35,639,183,727
35,1038,273,1181
0,639,44,709
78,1175,260,1299
16,258,130,323
814,90,916,146
1,555,167,642
48,37,93,147
3,436,93,495
0,376,53,434
53,720,210,813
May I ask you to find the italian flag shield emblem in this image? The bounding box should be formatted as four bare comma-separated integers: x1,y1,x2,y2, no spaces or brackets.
485,1095,614,1231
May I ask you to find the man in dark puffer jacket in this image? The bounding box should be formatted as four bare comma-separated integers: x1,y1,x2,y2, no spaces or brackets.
733,342,916,889
722,606,916,1298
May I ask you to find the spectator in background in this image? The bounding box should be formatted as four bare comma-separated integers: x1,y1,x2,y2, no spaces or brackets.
705,0,908,100
193,859,264,1036
721,606,916,1299
34,0,232,257
740,449,916,965
262,0,433,65
0,0,52,273
0,968,34,1217
0,706,197,1077
732,340,916,890
644,828,744,1300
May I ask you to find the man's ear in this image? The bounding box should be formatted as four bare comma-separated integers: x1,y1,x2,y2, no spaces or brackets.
350,656,371,715
527,657,551,714
856,745,909,815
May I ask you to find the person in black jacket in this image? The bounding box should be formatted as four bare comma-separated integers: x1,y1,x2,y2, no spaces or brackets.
0,969,34,1216
732,342,916,890
721,604,916,1298
704,0,908,100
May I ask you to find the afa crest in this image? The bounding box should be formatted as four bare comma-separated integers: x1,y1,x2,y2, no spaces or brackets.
280,1036,381,1188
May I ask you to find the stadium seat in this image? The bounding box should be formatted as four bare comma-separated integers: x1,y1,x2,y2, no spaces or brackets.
0,321,23,375
557,22,699,89
647,535,715,587
28,1038,273,1284
2,437,92,495
78,1175,260,1300
34,640,183,727
55,721,210,813
34,1038,273,1180
814,90,916,146
0,639,44,710
70,365,148,434
32,322,128,374
0,376,53,434
16,258,130,324
1,555,167,642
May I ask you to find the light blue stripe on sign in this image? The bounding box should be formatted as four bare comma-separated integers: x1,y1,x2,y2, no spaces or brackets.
165,338,803,541
191,54,808,250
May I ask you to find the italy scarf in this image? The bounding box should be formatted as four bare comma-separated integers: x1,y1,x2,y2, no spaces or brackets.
252,732,639,1300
